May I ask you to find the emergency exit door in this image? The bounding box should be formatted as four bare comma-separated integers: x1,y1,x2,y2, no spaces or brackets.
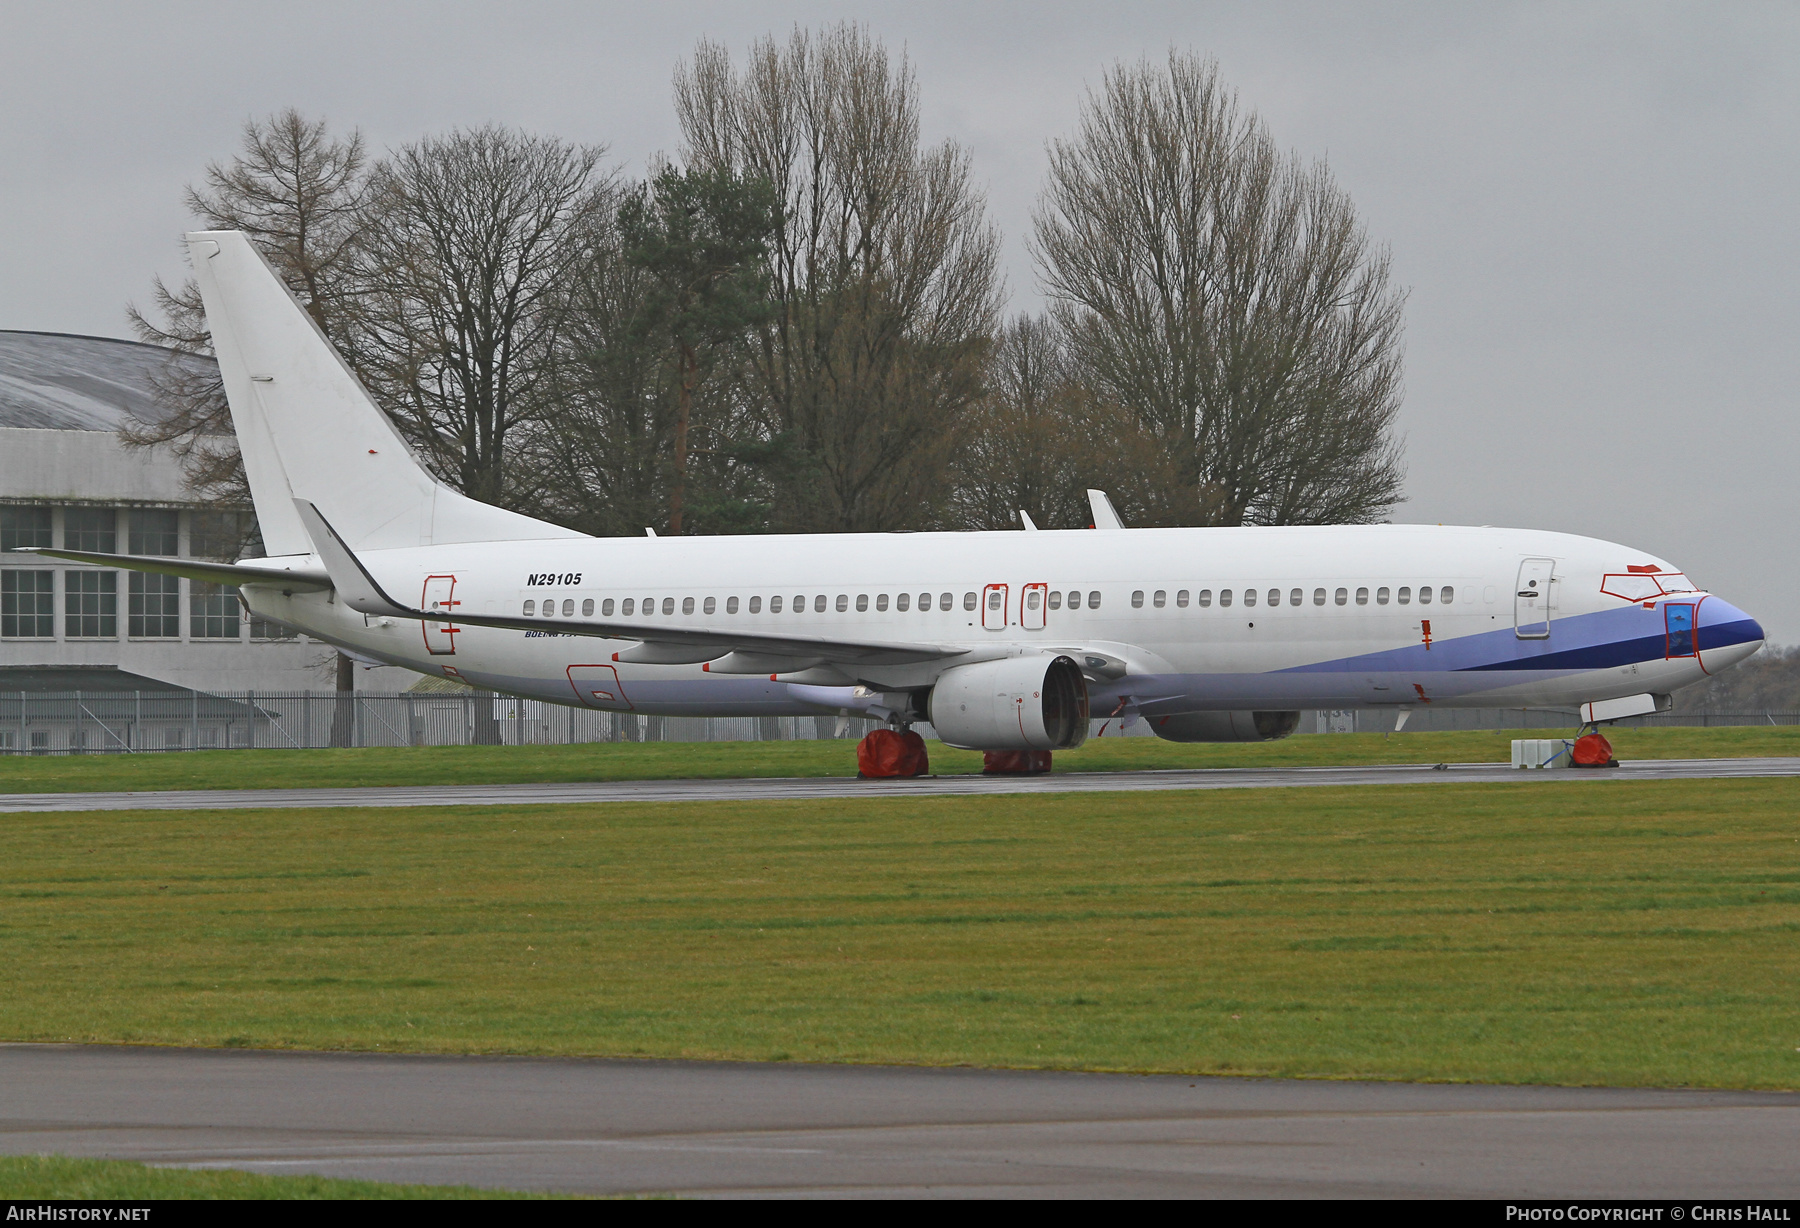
421,575,459,655
1515,559,1554,639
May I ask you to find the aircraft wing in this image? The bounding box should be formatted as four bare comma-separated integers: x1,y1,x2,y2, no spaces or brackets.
292,501,967,669
10,548,332,593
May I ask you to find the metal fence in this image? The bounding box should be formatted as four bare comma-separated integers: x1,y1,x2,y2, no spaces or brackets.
0,690,888,754
2,690,1795,755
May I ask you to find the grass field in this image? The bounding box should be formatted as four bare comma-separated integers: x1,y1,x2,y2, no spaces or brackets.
0,1154,556,1199
5,777,1799,1088
1,725,1796,794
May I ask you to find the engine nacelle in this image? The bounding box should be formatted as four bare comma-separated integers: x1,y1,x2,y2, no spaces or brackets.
928,655,1090,751
1151,710,1300,743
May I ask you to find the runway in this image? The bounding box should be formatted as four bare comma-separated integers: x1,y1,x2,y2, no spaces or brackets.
1,755,1797,813
1,1045,1793,1198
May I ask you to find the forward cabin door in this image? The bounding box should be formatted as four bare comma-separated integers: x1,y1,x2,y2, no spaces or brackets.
982,583,1009,630
421,575,459,655
1515,559,1555,639
1021,583,1048,631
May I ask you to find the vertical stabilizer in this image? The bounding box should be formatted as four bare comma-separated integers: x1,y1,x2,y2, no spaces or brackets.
186,231,582,553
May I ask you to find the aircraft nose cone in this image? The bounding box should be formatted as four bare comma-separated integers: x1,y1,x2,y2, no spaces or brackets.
1698,597,1764,670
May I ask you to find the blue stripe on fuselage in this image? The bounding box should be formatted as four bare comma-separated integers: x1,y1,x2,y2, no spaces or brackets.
1274,603,1757,677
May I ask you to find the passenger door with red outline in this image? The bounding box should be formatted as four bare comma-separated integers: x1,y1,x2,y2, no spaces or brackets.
567,664,632,710
1020,582,1048,631
421,575,459,655
982,583,1009,630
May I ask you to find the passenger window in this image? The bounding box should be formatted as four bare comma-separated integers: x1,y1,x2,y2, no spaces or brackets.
896,593,910,611
963,592,977,611
1154,590,1167,608
1268,589,1281,606
703,597,715,615
1356,588,1369,605
1176,589,1189,608
835,594,848,612
874,594,886,611
562,599,575,617
1026,589,1041,610
582,599,595,617
1198,589,1212,608
1088,591,1102,609
523,599,535,616
1289,588,1302,606
545,604,556,619
942,592,954,610
815,595,827,613
771,596,784,613
1068,590,1081,609
602,598,615,616
621,598,634,615
1244,589,1258,607
1220,589,1233,607
1398,587,1411,605
1049,591,1062,610
1442,586,1456,604
682,597,695,614
988,590,1003,610
1418,586,1432,605
726,596,738,614
663,598,676,615
1376,587,1389,605
1335,588,1347,606
1132,590,1145,608
749,596,762,613
1313,588,1326,606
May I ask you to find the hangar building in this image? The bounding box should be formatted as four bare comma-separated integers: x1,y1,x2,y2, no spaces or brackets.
0,330,326,696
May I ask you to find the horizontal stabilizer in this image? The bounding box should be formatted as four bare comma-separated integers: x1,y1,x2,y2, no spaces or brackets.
11,548,331,593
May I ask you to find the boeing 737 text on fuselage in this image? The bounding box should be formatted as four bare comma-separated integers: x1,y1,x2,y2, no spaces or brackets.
19,232,1767,752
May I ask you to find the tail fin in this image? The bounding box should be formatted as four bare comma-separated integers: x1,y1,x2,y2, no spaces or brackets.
186,230,582,555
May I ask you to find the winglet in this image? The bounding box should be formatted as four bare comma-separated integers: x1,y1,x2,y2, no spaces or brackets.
1019,510,1038,531
292,500,411,616
1087,490,1126,530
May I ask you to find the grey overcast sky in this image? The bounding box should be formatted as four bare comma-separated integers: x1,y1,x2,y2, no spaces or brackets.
4,2,1796,638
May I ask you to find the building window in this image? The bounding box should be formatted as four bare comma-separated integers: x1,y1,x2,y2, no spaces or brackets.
190,581,241,639
64,570,116,637
2,570,55,637
249,614,295,640
189,510,251,560
129,509,181,556
1,507,52,553
129,572,181,638
64,507,116,553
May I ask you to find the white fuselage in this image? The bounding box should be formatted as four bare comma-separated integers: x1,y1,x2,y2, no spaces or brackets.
241,522,1764,721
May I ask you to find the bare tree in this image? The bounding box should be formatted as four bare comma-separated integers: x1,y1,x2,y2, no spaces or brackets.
125,110,369,717
675,24,1003,532
1033,53,1406,526
125,109,368,509
951,315,1208,530
348,127,610,508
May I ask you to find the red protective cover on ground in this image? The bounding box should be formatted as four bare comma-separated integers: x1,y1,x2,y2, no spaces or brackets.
857,729,930,778
1572,732,1616,767
982,750,1053,775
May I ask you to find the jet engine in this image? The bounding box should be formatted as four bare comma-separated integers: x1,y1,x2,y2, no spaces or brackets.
1151,710,1300,743
928,655,1090,751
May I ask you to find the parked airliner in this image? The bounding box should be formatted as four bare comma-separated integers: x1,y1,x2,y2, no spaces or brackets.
20,232,1766,753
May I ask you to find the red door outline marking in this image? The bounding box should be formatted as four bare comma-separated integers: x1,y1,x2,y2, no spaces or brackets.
567,664,632,710
982,583,1009,630
421,575,459,655
1020,583,1048,631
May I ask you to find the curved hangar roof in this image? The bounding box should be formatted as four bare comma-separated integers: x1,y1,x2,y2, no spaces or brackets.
0,330,212,432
